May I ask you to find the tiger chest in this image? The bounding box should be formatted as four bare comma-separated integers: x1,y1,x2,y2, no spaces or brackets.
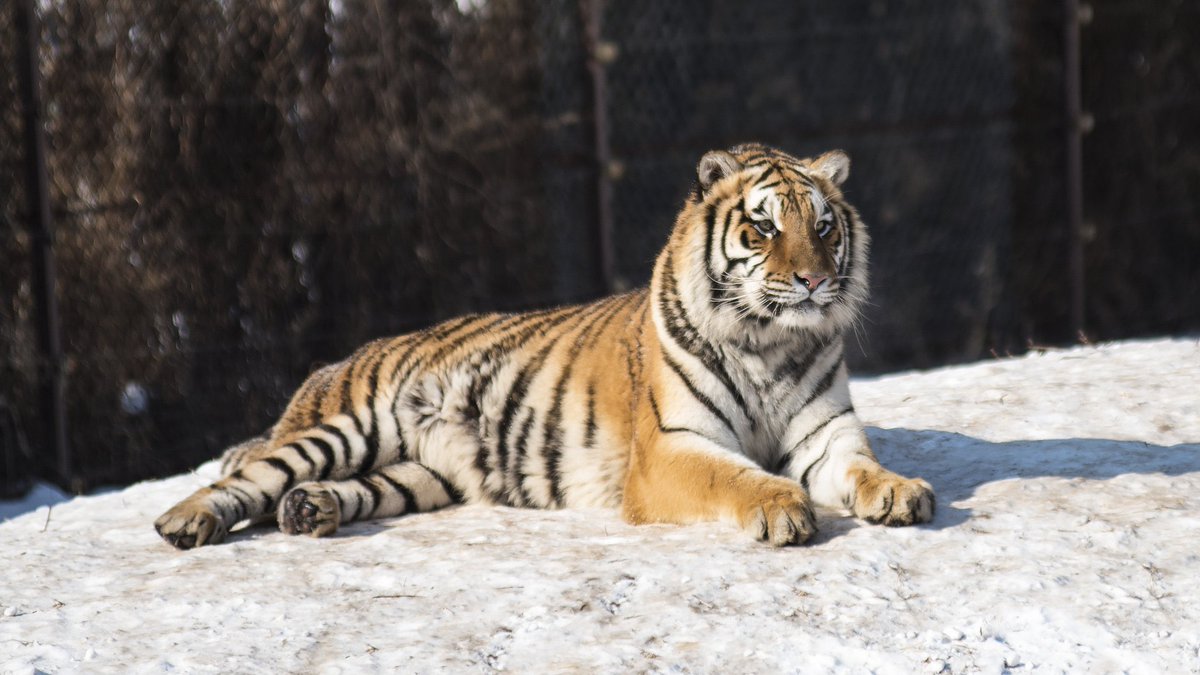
721,347,811,466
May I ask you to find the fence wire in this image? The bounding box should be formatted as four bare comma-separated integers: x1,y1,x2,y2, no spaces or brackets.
1,0,1197,493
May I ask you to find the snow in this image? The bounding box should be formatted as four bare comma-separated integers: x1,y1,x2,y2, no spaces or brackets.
0,483,68,523
2,338,1199,673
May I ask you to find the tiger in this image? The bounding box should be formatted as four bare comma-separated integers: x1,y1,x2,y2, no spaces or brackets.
155,143,935,550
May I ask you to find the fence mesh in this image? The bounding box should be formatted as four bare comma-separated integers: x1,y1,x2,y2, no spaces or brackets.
1,0,1197,492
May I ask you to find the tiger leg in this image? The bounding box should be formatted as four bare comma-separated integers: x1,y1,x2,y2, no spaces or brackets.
207,434,281,528
155,416,375,549
279,462,462,537
781,412,934,527
217,433,272,476
622,427,817,547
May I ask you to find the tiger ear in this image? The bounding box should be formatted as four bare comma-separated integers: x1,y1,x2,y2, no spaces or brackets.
810,150,850,186
697,150,742,193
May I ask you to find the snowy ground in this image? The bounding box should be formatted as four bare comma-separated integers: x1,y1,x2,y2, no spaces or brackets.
2,339,1199,674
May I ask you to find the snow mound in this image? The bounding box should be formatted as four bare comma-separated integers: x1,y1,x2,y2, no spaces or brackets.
2,339,1198,673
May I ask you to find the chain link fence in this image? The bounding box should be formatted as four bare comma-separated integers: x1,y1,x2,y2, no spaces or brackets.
2,0,1198,493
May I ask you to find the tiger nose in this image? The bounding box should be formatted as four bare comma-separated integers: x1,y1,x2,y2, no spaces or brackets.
795,273,828,290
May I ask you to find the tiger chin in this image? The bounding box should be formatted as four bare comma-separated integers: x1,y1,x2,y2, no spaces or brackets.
155,143,934,550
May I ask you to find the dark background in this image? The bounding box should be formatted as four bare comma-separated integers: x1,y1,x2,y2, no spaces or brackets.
2,0,1197,495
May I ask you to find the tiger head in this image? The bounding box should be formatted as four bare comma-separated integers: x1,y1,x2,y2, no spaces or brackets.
677,143,869,338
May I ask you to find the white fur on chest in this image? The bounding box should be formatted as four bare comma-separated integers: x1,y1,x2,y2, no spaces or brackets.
722,335,846,467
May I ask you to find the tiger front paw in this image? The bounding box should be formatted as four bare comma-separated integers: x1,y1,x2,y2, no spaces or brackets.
279,484,341,537
740,484,818,547
155,500,228,550
850,468,935,527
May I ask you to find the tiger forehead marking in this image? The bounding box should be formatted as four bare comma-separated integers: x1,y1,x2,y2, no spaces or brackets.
156,143,932,553
745,163,827,222
746,171,838,272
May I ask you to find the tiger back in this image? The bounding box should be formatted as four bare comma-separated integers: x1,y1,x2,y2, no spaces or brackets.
155,143,934,549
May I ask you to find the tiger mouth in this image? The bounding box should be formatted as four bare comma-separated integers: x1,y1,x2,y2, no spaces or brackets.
760,293,832,316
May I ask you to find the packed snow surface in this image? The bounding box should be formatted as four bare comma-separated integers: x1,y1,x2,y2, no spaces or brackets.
2,339,1198,673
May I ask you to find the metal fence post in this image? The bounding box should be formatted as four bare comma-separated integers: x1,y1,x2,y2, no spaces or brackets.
581,0,616,293
15,0,72,489
1063,0,1090,339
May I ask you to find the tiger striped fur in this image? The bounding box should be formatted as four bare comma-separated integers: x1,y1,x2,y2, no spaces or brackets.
155,143,934,550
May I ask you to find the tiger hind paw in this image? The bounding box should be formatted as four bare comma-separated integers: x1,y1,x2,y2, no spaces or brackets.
279,484,341,537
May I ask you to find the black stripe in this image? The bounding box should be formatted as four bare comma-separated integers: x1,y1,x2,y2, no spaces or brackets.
466,315,570,488
260,488,275,514
387,312,540,394
510,412,538,506
743,257,766,276
541,295,631,507
800,448,828,491
380,315,483,393
415,314,517,376
370,323,475,469
394,424,410,463
717,203,740,281
307,434,338,481
478,306,589,500
291,443,318,473
350,490,365,522
216,491,244,523
878,486,896,522
504,297,615,508
587,291,638,349
209,498,236,526
703,201,721,306
383,316,517,467
263,457,297,493
225,477,269,519
798,407,852,452
378,471,418,514
777,407,852,476
660,347,735,436
622,297,651,390
298,375,324,428
658,250,750,419
338,353,357,417
379,334,435,399
647,389,725,447
332,490,347,518
224,484,255,521
347,408,365,441
359,351,386,474
773,335,834,382
358,335,430,467
583,381,598,448
422,464,463,503
359,415,380,474
796,354,844,411
321,421,356,463
470,312,573,480
724,255,751,270
354,476,383,517
837,204,854,285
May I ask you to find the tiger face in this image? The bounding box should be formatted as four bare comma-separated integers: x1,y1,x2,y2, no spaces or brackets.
692,144,868,333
